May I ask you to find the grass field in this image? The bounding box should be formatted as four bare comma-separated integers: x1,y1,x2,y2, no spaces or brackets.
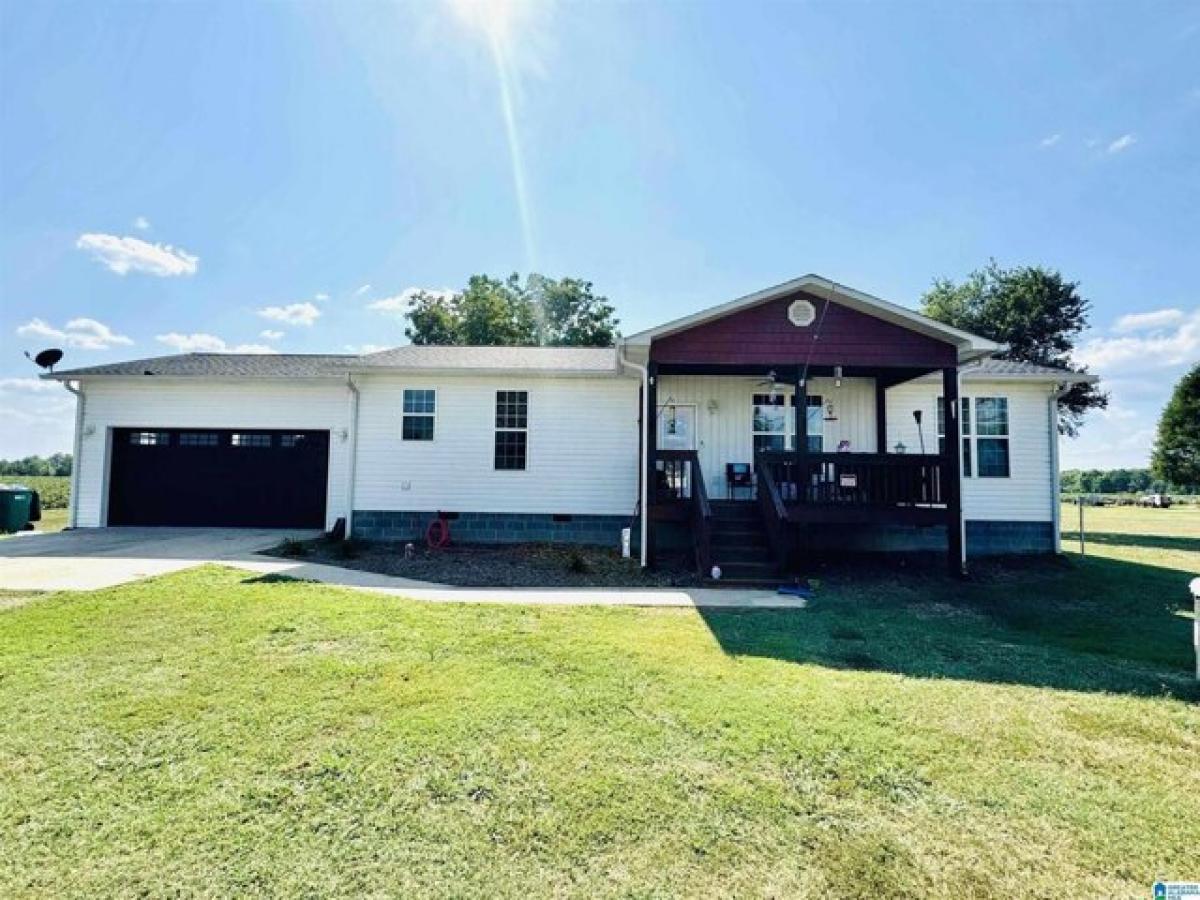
0,508,1196,897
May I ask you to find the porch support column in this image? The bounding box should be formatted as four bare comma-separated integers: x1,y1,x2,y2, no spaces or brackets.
875,378,887,453
794,367,808,455
942,366,966,577
645,361,659,568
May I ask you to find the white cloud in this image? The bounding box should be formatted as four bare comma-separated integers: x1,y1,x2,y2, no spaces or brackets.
133,216,151,230
1075,309,1199,371
0,377,59,393
1039,133,1061,148
156,333,277,354
17,317,133,350
354,284,372,296
257,302,321,326
1107,133,1137,154
259,329,285,341
368,287,456,316
314,293,330,302
76,233,198,276
1113,308,1185,333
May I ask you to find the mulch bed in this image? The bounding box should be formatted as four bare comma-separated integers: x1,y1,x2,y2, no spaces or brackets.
263,537,701,588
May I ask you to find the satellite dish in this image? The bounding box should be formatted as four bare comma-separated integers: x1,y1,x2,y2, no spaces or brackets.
25,348,64,371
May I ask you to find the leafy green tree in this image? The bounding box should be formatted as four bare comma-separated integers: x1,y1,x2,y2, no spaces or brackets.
527,275,621,346
0,454,72,476
403,273,619,347
921,261,1107,436
1151,363,1200,488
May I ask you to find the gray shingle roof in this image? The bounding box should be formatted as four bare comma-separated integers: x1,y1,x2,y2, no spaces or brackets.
356,345,619,373
44,352,358,380
967,359,1087,378
45,346,620,380
44,347,1083,382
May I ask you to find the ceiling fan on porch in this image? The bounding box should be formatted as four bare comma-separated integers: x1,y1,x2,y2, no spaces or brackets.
756,369,787,401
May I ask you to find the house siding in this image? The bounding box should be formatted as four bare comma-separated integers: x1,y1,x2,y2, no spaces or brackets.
352,373,639,518
886,379,1055,523
72,378,352,529
651,293,958,367
656,374,878,498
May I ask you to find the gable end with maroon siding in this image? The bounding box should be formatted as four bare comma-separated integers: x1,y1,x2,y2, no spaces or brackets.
649,291,957,368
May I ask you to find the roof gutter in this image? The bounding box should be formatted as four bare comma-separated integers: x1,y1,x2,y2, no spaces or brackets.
62,381,84,529
617,342,650,568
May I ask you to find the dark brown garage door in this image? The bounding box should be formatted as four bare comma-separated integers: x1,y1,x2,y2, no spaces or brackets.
108,429,330,528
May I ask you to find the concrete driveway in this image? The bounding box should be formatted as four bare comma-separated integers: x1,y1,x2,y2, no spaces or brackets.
1,528,806,609
0,528,318,591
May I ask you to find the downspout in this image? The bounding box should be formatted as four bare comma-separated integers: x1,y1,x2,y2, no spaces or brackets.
957,365,967,572
1049,383,1071,554
618,343,650,568
345,373,360,538
62,381,84,529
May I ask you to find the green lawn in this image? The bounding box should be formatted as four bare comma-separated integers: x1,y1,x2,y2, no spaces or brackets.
1,511,1197,897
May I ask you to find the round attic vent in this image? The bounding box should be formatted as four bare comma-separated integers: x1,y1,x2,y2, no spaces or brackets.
788,299,816,327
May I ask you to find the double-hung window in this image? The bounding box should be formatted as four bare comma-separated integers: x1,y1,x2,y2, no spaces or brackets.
936,397,972,477
494,390,528,470
751,393,824,453
940,396,1007,477
974,397,1010,477
402,389,436,441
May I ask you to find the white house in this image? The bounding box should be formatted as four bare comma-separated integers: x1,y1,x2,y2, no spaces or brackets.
45,275,1095,579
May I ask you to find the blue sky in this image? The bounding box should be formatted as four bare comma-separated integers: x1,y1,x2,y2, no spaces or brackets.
2,0,1197,466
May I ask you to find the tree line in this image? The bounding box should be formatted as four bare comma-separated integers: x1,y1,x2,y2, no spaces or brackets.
1060,468,1198,497
0,454,72,476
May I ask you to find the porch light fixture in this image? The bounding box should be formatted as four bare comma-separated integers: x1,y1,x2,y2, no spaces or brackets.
834,365,843,388
894,441,907,454
706,398,719,414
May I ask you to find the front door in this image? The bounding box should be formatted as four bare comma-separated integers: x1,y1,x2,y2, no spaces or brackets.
657,403,697,499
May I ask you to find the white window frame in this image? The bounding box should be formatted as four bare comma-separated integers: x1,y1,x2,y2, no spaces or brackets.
401,388,438,442
750,391,824,453
973,396,1011,478
494,389,530,472
937,396,972,477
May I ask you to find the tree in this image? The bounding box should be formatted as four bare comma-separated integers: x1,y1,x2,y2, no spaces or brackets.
403,273,619,347
1151,363,1200,488
0,454,72,476
921,261,1108,436
527,275,620,346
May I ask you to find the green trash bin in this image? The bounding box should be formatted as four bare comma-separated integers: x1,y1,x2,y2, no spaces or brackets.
0,484,35,533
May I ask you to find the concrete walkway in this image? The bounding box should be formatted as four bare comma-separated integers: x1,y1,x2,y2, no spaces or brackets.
1,528,807,608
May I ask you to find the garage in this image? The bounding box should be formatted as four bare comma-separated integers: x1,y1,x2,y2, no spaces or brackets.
107,428,330,528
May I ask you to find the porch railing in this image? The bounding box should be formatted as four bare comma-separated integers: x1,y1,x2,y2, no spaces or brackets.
653,449,712,573
755,451,947,509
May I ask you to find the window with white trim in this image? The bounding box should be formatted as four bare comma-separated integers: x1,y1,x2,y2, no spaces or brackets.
402,389,436,441
973,397,1010,477
752,393,824,453
494,390,528,470
937,396,972,477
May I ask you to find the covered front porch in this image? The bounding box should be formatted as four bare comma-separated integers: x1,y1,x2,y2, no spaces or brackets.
647,365,963,580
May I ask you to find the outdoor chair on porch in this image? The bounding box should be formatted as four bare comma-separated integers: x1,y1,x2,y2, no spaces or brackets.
725,463,753,500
